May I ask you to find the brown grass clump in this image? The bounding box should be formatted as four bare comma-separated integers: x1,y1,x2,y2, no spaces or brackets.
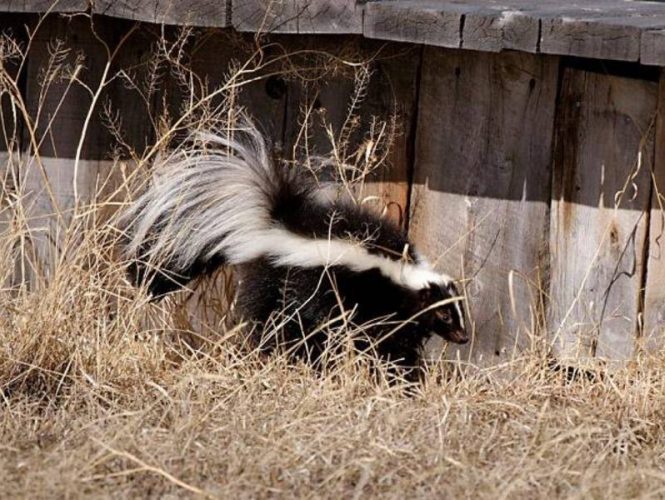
4,344,665,498
1,12,665,499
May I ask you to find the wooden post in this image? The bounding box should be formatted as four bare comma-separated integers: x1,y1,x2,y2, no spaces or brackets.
409,47,559,363
549,60,657,362
643,70,665,352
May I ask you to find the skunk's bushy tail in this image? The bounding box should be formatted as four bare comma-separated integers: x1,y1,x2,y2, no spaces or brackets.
120,119,445,296
119,122,308,294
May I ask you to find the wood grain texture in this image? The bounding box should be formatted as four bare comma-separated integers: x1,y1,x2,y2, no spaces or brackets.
232,0,299,33
4,1,665,63
95,0,229,28
362,0,665,58
24,17,110,161
296,0,362,34
0,15,29,287
23,17,150,164
478,9,537,53
363,1,464,49
363,1,531,52
642,30,665,66
549,63,657,362
280,37,421,228
352,42,422,228
409,47,559,364
0,0,87,14
188,32,289,146
460,6,507,53
0,0,228,27
541,13,665,62
643,73,665,352
21,14,113,282
232,0,361,34
20,16,152,285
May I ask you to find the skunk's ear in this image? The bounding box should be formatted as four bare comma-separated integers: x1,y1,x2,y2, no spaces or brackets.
444,281,462,299
418,283,436,304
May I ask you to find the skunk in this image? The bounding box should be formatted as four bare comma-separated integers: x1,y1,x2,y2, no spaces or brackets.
119,122,468,375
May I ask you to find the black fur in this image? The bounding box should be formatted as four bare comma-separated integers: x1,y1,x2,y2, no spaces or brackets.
127,253,226,297
236,258,466,378
122,126,468,378
268,168,417,263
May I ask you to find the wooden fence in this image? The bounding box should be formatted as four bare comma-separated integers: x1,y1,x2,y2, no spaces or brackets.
1,0,665,365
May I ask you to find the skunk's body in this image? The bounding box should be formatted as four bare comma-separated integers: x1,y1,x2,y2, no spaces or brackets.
120,123,468,374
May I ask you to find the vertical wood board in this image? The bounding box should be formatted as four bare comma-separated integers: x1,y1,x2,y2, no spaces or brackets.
0,15,30,287
643,72,665,352
356,42,422,228
188,32,289,150
549,64,656,361
21,16,152,285
281,37,421,227
410,47,559,363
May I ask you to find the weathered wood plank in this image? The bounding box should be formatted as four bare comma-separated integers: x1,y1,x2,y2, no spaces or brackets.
460,7,509,52
189,33,289,148
0,1,88,14
296,0,362,34
363,0,665,57
549,62,656,362
95,0,229,28
0,0,229,27
21,16,152,285
483,10,537,53
642,29,665,66
280,38,420,228
642,72,665,352
410,47,559,364
363,1,465,49
281,36,358,170
363,1,523,52
232,0,361,34
232,0,298,33
22,15,111,284
462,0,634,54
0,15,29,287
541,14,665,62
352,42,422,228
488,0,665,59
4,0,665,64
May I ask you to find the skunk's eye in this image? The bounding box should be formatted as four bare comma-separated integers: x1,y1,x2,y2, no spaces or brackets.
437,309,453,324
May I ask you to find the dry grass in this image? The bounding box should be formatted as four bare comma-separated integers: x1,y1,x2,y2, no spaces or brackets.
1,12,665,500
4,336,665,498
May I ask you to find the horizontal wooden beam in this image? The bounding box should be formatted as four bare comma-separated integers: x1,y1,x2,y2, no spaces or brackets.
3,1,665,62
364,1,665,62
0,0,230,27
363,1,539,53
231,0,362,34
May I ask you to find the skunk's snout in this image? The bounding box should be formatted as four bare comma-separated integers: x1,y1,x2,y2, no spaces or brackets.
446,329,469,345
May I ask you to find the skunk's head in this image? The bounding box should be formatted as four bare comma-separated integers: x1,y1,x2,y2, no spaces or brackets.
417,281,468,344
